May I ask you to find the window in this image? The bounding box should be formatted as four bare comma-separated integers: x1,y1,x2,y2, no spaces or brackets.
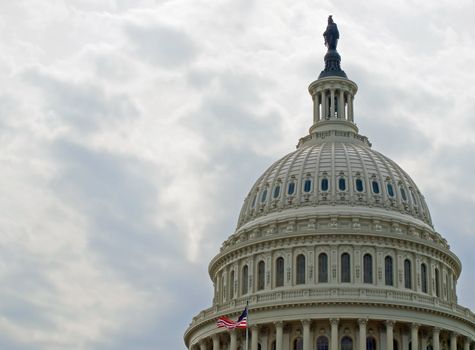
411,190,418,205
421,263,428,293
341,337,353,350
372,180,380,194
367,337,377,350
321,178,329,191
251,194,257,208
404,259,412,289
387,183,395,197
273,185,281,198
229,270,235,299
355,179,364,192
363,254,373,284
317,337,329,350
303,179,312,193
318,253,328,283
276,257,284,287
242,265,249,294
296,254,306,284
288,182,296,195
257,261,265,291
294,338,303,350
338,178,346,191
435,268,440,297
400,187,407,201
261,189,267,202
385,256,393,286
341,253,351,283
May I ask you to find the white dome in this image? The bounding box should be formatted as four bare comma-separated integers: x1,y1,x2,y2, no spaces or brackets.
237,138,432,230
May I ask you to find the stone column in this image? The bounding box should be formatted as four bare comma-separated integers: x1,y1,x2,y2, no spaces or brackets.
348,95,354,122
314,93,320,123
339,90,345,119
451,333,458,350
330,89,335,119
200,340,207,350
303,319,311,350
230,329,237,350
358,319,367,350
321,91,327,120
213,335,221,350
331,319,339,350
386,321,394,350
421,333,427,350
463,337,470,350
275,321,284,350
432,328,440,350
251,326,259,350
411,324,419,350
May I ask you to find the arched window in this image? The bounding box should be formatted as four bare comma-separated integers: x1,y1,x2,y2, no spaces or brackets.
294,338,303,350
318,253,328,283
261,189,267,202
404,259,412,289
435,268,440,297
367,337,377,350
338,178,346,191
372,180,380,194
229,270,235,299
341,336,353,350
273,185,281,198
296,254,306,285
421,263,428,293
258,344,262,350
400,186,407,201
387,183,395,197
355,179,364,192
363,254,373,284
276,257,284,287
288,182,296,195
321,178,329,192
251,194,257,208
317,336,329,350
384,256,393,286
341,253,351,283
257,261,265,291
242,265,249,295
303,179,312,193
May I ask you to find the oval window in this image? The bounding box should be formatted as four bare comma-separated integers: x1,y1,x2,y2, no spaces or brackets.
338,178,346,191
355,179,364,192
400,187,407,201
288,182,295,195
372,181,380,194
387,183,395,197
321,178,329,191
273,185,280,198
303,179,312,193
261,189,267,202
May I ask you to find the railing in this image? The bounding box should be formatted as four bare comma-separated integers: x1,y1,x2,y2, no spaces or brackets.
190,286,475,326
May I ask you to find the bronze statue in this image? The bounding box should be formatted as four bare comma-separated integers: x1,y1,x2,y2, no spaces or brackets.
323,15,339,50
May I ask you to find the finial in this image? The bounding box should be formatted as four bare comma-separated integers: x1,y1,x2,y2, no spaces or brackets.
319,15,347,79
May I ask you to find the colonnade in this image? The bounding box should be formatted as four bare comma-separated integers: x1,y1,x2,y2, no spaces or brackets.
193,319,474,350
312,88,354,123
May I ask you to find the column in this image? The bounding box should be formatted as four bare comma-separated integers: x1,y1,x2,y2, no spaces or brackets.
314,93,320,123
213,335,221,350
275,321,284,350
230,329,237,350
451,333,458,350
200,340,207,350
386,321,394,350
331,318,339,350
339,90,345,119
463,337,470,350
411,324,419,350
321,91,327,120
251,326,259,350
432,328,440,350
421,333,427,350
348,95,354,122
303,319,311,350
358,319,367,350
330,89,335,119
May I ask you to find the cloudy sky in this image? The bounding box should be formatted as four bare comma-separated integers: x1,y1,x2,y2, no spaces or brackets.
0,0,474,349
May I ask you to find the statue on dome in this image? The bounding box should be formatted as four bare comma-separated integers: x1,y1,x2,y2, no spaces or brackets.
323,15,339,50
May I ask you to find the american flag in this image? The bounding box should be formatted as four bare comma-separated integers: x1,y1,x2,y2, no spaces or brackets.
216,307,248,329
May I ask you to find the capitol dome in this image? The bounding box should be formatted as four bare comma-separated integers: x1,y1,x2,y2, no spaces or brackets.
185,16,474,350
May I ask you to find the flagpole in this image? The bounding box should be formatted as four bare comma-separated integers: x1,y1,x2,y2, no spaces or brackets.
245,300,249,350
